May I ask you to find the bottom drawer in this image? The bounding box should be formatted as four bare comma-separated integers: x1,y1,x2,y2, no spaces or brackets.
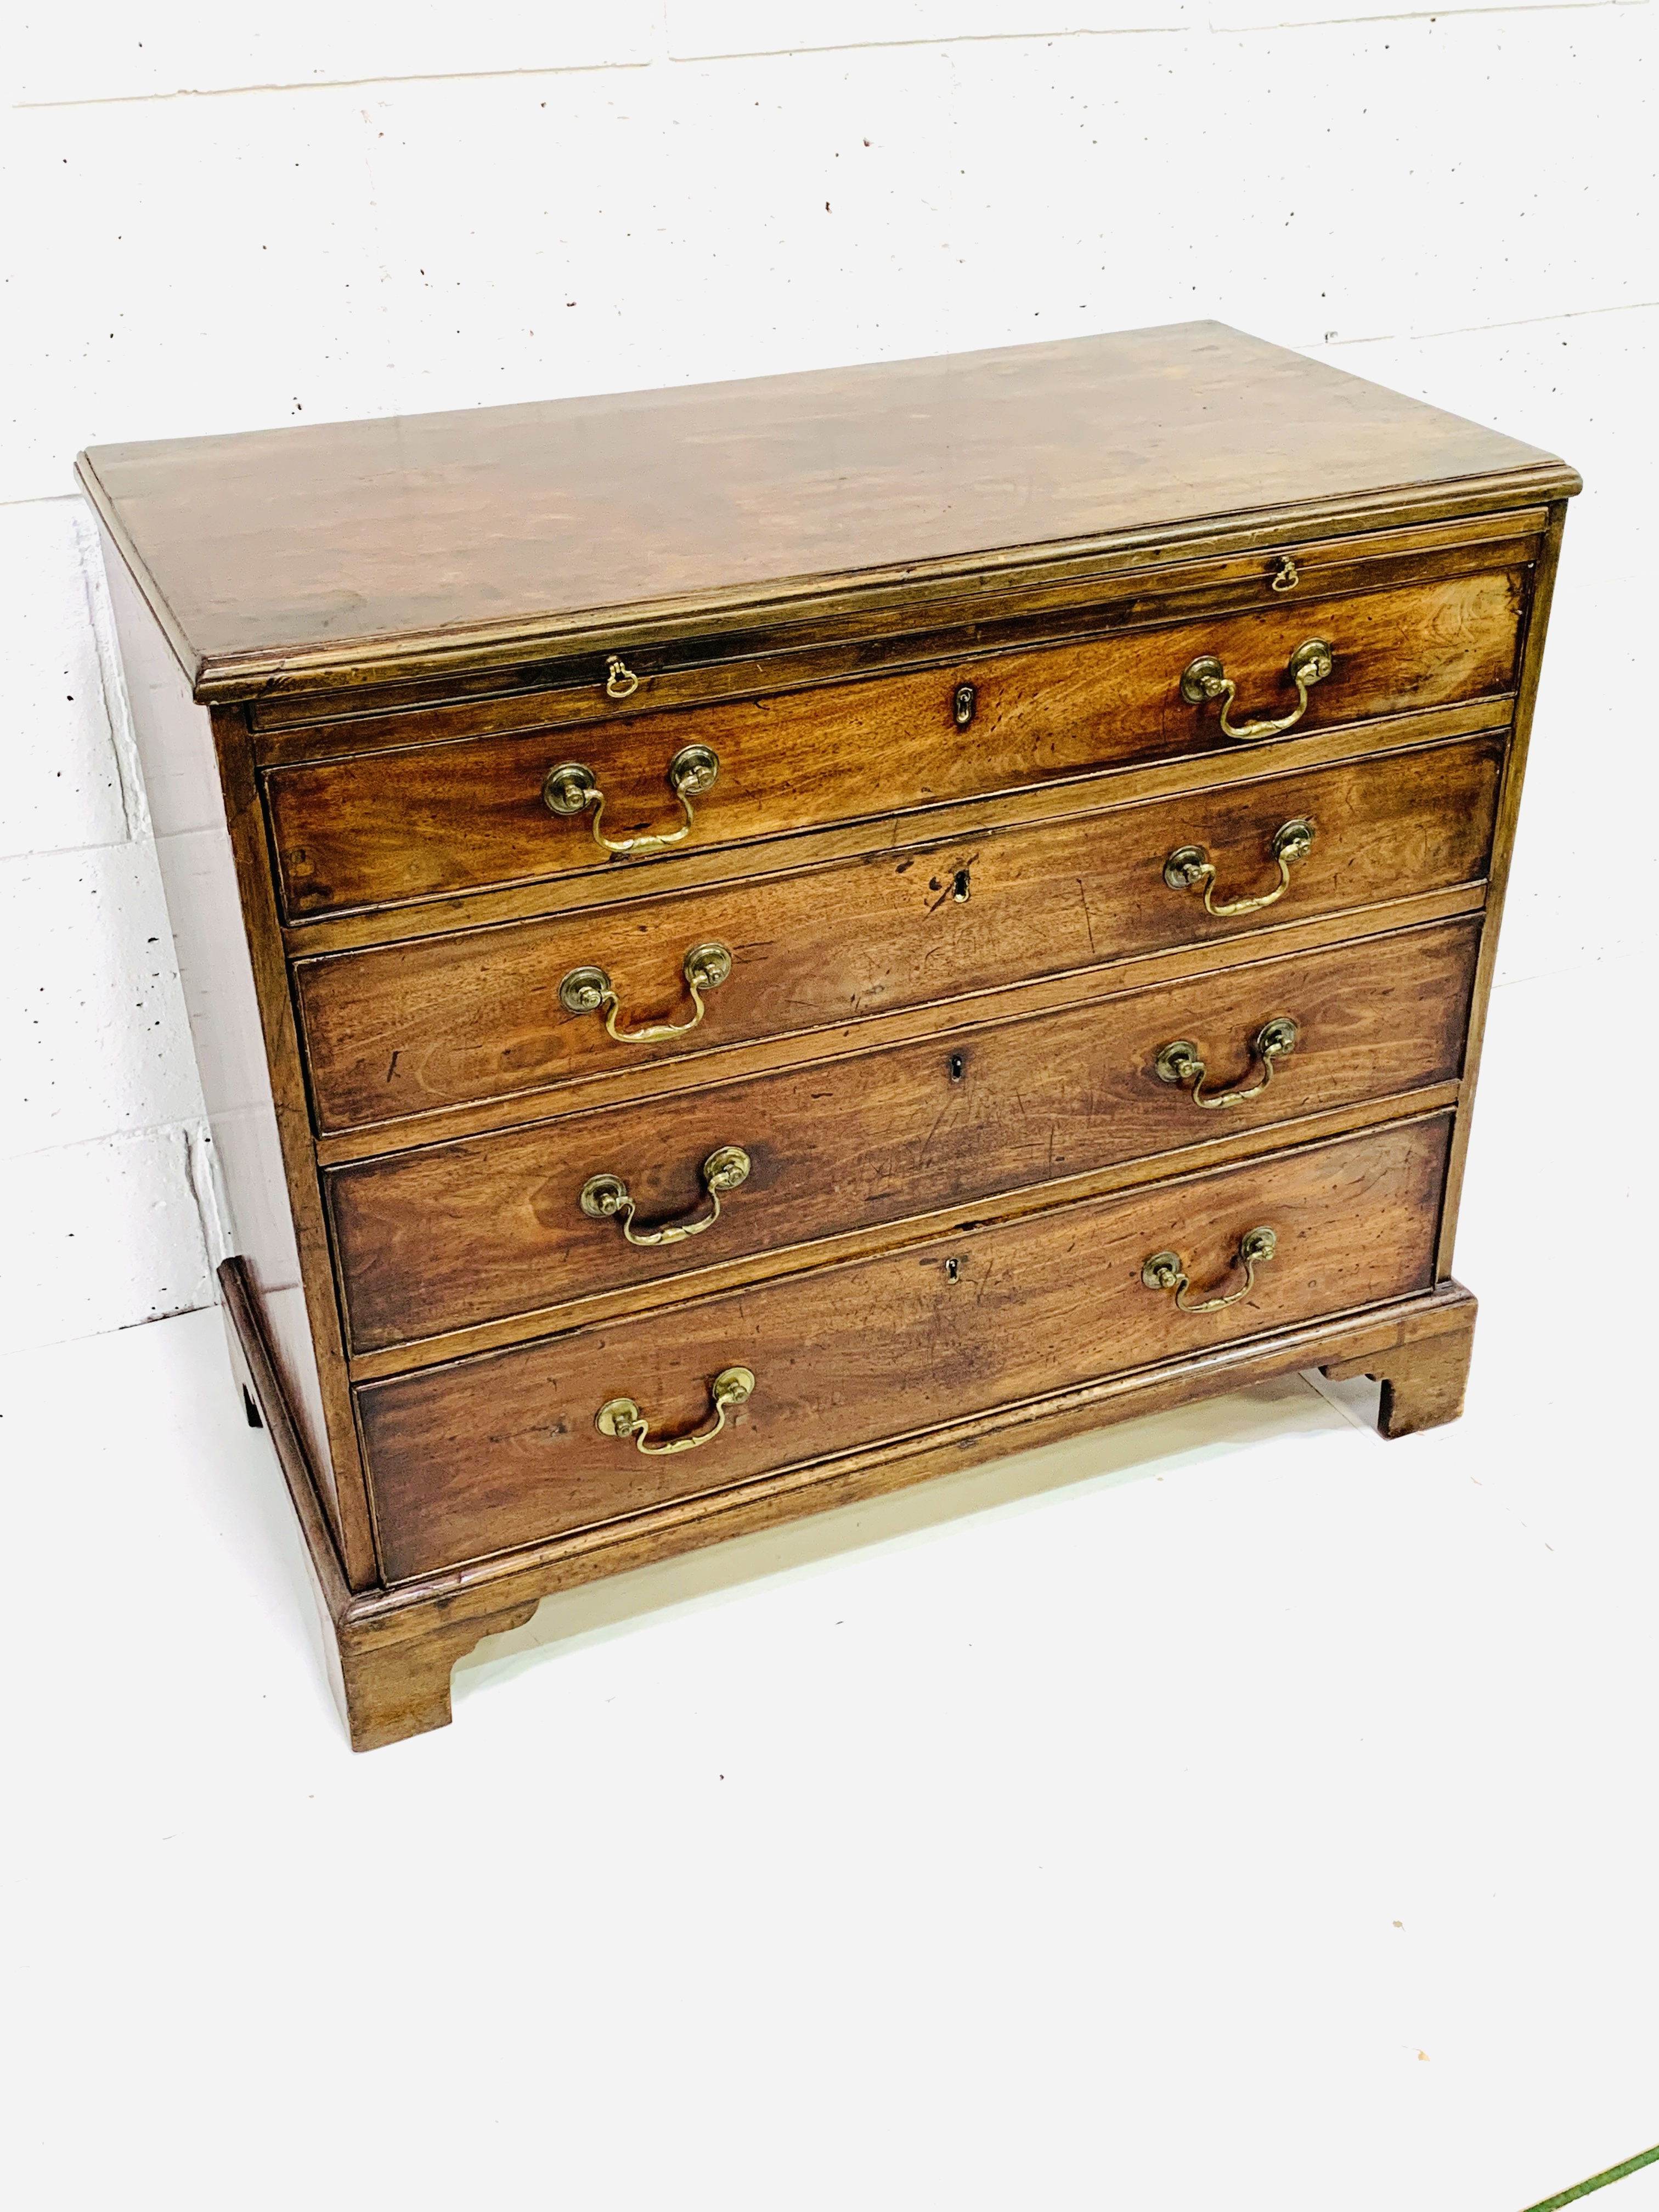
360,1114,1450,1581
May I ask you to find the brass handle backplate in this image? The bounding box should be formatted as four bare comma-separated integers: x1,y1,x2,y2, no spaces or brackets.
580,1145,752,1248
1180,637,1333,741
1164,817,1314,917
1141,1226,1278,1314
596,1365,755,1456
543,742,719,856
1154,1017,1299,1110
558,941,732,1045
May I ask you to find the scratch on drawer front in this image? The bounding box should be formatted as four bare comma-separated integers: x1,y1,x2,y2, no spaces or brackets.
1076,877,1099,957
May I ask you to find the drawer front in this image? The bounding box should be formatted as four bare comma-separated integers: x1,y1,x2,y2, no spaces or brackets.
297,733,1503,1135
330,916,1480,1353
359,1115,1451,1582
267,571,1523,921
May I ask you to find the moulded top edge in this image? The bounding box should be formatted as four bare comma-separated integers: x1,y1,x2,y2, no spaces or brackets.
174,469,1573,709
74,324,1577,705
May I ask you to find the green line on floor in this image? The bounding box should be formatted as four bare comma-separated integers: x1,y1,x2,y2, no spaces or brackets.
1520,2142,1659,2212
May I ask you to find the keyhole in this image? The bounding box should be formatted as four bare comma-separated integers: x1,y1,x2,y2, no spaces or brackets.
949,1054,966,1082
945,1258,960,1283
952,869,971,904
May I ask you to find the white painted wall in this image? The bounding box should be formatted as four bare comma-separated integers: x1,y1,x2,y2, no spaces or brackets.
3,4,1652,1351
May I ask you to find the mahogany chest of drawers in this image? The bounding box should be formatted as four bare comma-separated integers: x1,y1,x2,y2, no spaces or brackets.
80,324,1578,1748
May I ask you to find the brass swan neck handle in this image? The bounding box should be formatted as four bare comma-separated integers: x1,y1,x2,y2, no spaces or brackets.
1154,1018,1299,1110
1141,1226,1278,1314
595,1366,755,1456
1164,818,1314,918
580,1146,752,1248
543,742,720,856
1181,638,1334,742
559,942,732,1045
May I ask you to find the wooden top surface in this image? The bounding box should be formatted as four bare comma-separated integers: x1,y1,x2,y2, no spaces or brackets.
77,322,1576,700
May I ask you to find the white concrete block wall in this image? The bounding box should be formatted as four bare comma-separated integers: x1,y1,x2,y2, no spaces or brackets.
3,4,1651,1350
0,499,215,1349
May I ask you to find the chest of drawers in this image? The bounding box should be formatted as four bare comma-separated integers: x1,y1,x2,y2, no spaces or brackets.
80,323,1577,1749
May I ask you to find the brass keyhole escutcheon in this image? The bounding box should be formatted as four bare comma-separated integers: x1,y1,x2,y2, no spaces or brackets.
953,682,977,729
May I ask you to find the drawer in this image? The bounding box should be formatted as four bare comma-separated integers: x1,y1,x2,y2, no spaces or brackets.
358,1114,1451,1581
296,732,1503,1135
266,571,1525,921
329,916,1480,1353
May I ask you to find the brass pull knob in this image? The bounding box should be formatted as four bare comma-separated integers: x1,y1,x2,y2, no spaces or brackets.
580,1145,752,1248
596,1365,755,1457
604,653,641,699
543,743,719,856
1154,1017,1299,1110
1180,637,1333,741
1141,1226,1278,1314
558,941,732,1045
1163,817,1313,917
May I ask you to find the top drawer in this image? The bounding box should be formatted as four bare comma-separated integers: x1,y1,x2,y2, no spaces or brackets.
264,570,1526,923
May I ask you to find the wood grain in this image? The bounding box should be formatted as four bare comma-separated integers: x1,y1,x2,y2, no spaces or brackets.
246,509,1544,750
328,916,1479,1353
359,1114,1451,1583
266,571,1523,921
280,706,1510,963
380,1288,1477,1594
344,1086,1461,1381
313,885,1484,1170
296,733,1504,1135
74,323,1572,704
